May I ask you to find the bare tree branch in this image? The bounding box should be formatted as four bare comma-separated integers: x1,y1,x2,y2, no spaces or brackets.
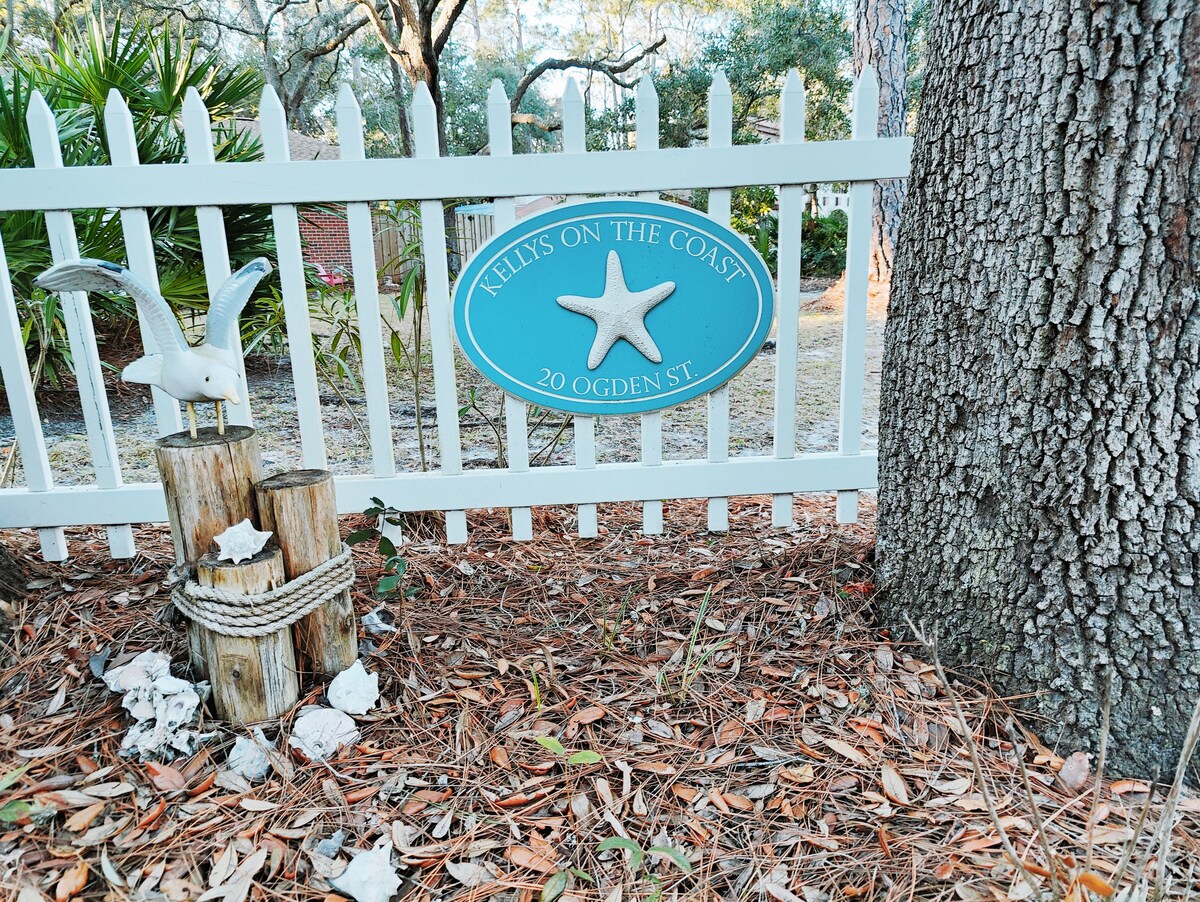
509,36,666,113
431,0,469,54
302,11,372,61
389,0,421,37
511,111,561,132
151,5,265,41
355,0,411,68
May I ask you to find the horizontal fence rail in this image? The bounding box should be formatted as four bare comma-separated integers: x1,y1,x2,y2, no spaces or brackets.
0,141,912,211
0,66,908,561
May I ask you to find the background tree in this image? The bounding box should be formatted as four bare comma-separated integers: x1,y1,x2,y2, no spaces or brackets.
130,0,371,128
877,0,1198,773
355,0,664,154
852,0,905,283
654,0,851,149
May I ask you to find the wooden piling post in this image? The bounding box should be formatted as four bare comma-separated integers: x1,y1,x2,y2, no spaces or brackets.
155,426,264,678
255,469,357,679
196,546,299,724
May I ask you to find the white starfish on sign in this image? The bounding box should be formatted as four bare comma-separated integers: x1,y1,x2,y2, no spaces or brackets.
213,519,272,564
556,250,675,369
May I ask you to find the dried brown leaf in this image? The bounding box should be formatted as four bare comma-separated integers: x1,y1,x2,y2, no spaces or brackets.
145,763,187,793
880,763,909,805
55,862,88,901
823,737,868,764
504,845,557,873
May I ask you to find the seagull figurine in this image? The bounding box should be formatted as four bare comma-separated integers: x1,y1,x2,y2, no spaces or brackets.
35,258,272,438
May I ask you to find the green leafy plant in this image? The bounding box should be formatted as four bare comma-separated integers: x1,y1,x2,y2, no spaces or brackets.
801,208,848,277
596,836,692,901
726,186,849,279
534,735,604,767
0,13,271,392
0,764,30,823
346,497,410,600
375,200,432,470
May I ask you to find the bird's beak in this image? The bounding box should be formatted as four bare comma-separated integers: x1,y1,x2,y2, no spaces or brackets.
223,389,242,405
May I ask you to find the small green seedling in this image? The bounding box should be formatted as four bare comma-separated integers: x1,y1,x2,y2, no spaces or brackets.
0,765,30,823
597,836,692,901
657,589,730,699
535,736,604,766
601,588,634,651
347,498,411,599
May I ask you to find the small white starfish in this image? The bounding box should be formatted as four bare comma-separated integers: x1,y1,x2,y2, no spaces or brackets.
556,250,675,370
213,519,273,564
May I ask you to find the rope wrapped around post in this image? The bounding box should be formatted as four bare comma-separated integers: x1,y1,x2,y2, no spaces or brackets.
172,544,355,638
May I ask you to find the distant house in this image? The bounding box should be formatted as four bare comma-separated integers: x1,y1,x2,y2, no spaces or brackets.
234,119,353,276
749,118,781,142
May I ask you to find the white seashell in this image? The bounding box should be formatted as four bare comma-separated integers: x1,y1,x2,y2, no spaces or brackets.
288,707,360,761
103,651,171,692
102,651,208,761
327,842,401,902
229,728,274,783
213,519,273,564
361,607,398,635
327,661,379,716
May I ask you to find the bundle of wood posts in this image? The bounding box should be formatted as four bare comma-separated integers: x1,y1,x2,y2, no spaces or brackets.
155,427,357,724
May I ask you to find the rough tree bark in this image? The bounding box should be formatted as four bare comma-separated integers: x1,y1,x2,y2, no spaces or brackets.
852,0,907,284
877,0,1199,774
0,543,22,592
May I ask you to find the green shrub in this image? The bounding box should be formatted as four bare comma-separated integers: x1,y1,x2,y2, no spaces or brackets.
0,14,272,390
801,208,847,277
723,185,849,280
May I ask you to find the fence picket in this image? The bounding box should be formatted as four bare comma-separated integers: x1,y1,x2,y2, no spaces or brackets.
705,72,733,533
487,80,533,541
0,230,67,560
838,67,879,524
104,91,183,437
260,86,327,468
337,85,396,484
636,76,664,535
562,77,598,538
772,70,806,528
26,91,135,558
413,83,468,544
181,88,252,427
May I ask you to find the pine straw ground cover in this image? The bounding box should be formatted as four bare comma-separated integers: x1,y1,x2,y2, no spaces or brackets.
1,497,1198,902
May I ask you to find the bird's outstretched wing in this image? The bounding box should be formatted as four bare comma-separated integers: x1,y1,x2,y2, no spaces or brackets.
35,260,188,354
205,258,273,351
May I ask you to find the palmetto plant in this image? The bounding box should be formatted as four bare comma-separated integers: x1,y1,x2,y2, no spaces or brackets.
0,13,272,389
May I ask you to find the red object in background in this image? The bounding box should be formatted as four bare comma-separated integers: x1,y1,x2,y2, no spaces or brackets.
313,263,347,288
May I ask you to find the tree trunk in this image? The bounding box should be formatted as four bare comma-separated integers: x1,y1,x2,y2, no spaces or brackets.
877,0,1199,775
0,543,23,604
389,54,414,158
853,0,907,284
241,0,287,112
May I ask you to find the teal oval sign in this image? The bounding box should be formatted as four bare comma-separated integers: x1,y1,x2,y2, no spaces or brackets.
452,199,775,416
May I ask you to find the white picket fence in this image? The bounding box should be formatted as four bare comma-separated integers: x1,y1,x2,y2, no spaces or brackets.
0,67,911,561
